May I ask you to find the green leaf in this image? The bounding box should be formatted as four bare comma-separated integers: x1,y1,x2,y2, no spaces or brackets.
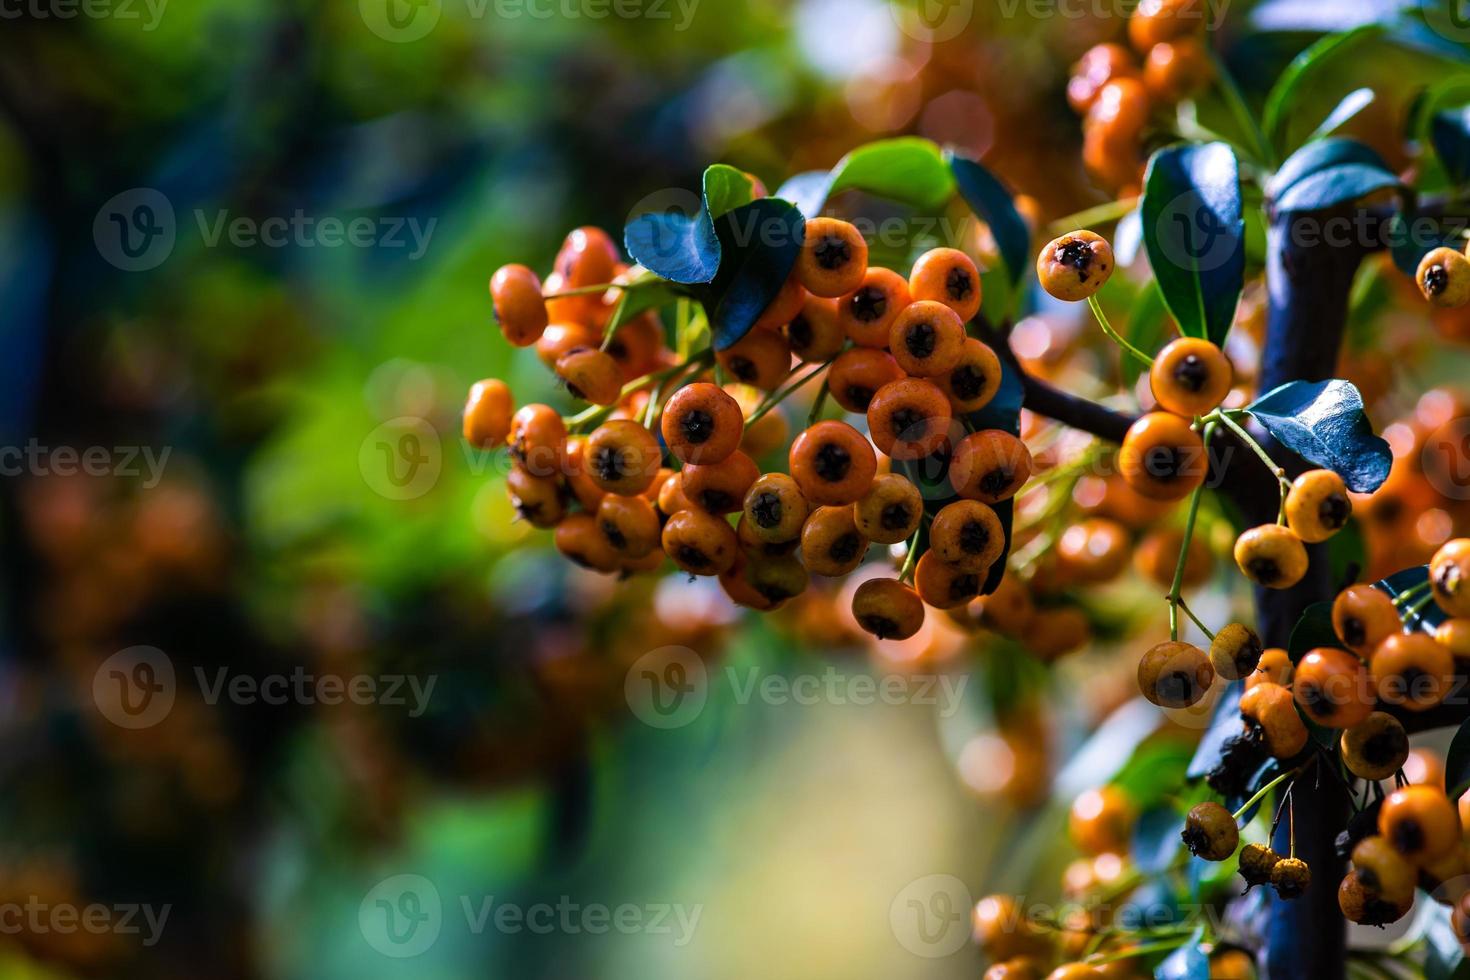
1263,25,1387,155
700,200,805,351
1124,282,1171,388
948,152,1031,290
1307,87,1375,143
702,164,758,220
1140,142,1245,346
1246,379,1393,493
775,137,955,218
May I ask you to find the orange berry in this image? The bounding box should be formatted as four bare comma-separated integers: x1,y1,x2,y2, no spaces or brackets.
909,247,982,323
1118,412,1206,501
583,420,660,496
801,505,869,576
1379,785,1461,865
661,509,739,576
490,264,549,346
839,267,911,348
556,347,623,406
851,577,925,640
717,329,791,391
937,337,1002,414
1372,632,1455,712
827,347,904,413
463,379,514,449
509,404,567,479
681,451,761,516
782,295,845,363
1137,640,1212,708
889,300,966,377
853,473,924,545
1233,525,1309,590
866,378,954,460
661,383,744,465
789,420,878,506
950,430,1033,504
1333,585,1400,655
930,500,1005,573
796,218,868,298
914,552,984,610
1149,337,1232,417
1293,647,1373,729
1037,230,1116,302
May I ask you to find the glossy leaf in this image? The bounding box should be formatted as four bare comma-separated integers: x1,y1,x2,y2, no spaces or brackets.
949,153,1031,289
1140,142,1245,346
1263,26,1387,153
1269,139,1391,201
1275,163,1401,213
703,199,805,351
775,137,955,219
1246,379,1393,493
1185,683,1243,780
1308,87,1375,143
624,209,721,285
1377,565,1446,633
1432,107,1470,187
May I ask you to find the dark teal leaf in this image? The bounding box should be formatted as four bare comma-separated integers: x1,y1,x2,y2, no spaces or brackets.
948,153,1030,290
1132,805,1185,875
1432,107,1470,186
1446,717,1470,799
624,209,720,285
1275,163,1401,213
774,138,955,219
1263,26,1388,154
1246,379,1393,493
1155,929,1208,980
1377,565,1446,633
1269,138,1391,201
1287,602,1342,664
1125,282,1171,388
703,199,805,351
1140,142,1245,346
1186,684,1243,780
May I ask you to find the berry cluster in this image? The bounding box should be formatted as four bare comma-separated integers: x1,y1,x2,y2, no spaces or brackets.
472,216,1033,641
1067,0,1213,193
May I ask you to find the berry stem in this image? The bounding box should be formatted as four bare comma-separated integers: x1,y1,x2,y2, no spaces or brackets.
1214,410,1290,495
1233,767,1297,822
1086,295,1154,368
542,282,631,299
1400,591,1437,629
745,356,837,429
806,380,830,427
898,527,922,584
1085,937,1195,965
1390,580,1433,606
1175,597,1216,641
1168,421,1216,641
564,350,713,431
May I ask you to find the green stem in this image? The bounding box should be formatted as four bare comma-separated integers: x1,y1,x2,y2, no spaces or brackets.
1087,295,1154,368
1234,767,1296,822
898,527,923,584
1391,580,1433,607
1215,411,1290,490
565,351,713,431
806,380,830,427
745,357,836,428
1176,597,1217,641
1087,937,1194,965
1402,592,1437,628
1168,422,1215,641
543,282,627,299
